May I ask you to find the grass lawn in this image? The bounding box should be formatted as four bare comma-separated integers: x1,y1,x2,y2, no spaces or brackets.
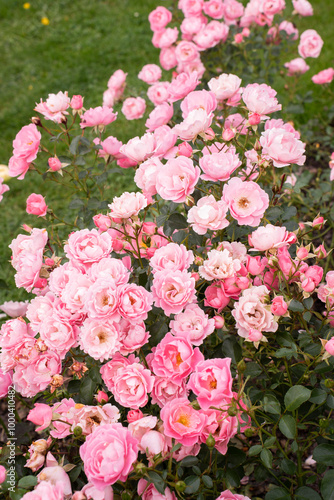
0,0,333,302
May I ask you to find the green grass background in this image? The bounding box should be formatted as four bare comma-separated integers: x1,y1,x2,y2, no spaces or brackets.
0,0,333,302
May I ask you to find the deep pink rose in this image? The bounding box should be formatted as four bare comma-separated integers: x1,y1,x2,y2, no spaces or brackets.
271,296,288,316
27,403,53,431
312,68,334,85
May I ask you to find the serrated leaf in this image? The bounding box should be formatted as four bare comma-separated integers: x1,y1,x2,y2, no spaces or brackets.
289,300,304,313
265,487,291,500
284,386,311,411
261,448,273,468
313,444,334,466
184,475,200,494
279,415,296,439
163,213,188,236
202,475,213,488
180,456,199,467
295,486,321,500
263,394,281,414
248,445,262,456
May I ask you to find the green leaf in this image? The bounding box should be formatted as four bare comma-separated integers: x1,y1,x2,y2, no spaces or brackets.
79,376,96,405
284,385,311,411
69,198,85,209
225,468,241,488
274,345,298,360
222,338,242,364
18,476,38,489
163,213,188,236
69,465,82,482
264,436,276,448
248,445,262,456
146,471,166,495
313,444,334,466
180,456,199,467
202,475,213,488
265,488,291,500
184,476,200,494
263,394,281,414
282,206,297,221
321,469,334,500
226,447,246,465
288,300,304,313
244,362,262,377
261,449,273,468
281,458,297,475
295,487,321,500
310,388,327,405
279,415,296,439
10,490,28,500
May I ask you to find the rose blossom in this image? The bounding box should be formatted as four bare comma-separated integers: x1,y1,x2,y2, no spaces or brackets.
118,319,150,355
284,58,310,76
293,0,313,16
64,228,113,270
224,0,245,24
12,123,41,163
150,243,194,274
122,97,146,120
138,479,176,500
108,192,147,221
199,249,241,281
156,156,200,203
242,83,281,118
146,103,174,131
160,397,207,446
112,363,154,409
312,68,334,85
203,0,225,19
134,157,161,201
118,283,153,323
181,90,217,119
79,423,138,489
173,108,213,141
108,69,127,90
181,15,207,39
120,132,156,164
8,156,30,180
271,296,288,316
208,73,241,101
260,127,306,168
26,193,48,217
79,318,121,361
216,490,251,500
159,46,178,70
152,270,196,316
200,144,241,182
148,6,172,31
0,300,28,318
138,64,162,84
298,29,323,58
80,106,117,129
204,282,230,312
13,351,62,398
151,377,188,407
223,177,269,227
21,481,65,500
170,303,215,346
27,403,53,431
147,82,170,106
188,195,229,235
188,358,233,409
80,483,114,500
0,368,13,398
168,71,200,102
249,224,297,251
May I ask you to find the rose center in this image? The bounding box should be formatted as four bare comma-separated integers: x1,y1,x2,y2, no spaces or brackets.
177,414,190,427
238,197,250,209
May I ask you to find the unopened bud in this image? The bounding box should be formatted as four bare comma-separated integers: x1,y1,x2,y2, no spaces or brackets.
237,359,247,372
31,116,42,126
175,481,187,493
254,139,262,151
185,195,195,207
244,427,256,438
122,492,133,500
73,426,83,437
214,315,225,329
134,463,146,475
206,434,216,449
222,128,235,141
227,405,238,417
248,113,261,126
95,391,108,404
191,272,200,282
324,379,334,388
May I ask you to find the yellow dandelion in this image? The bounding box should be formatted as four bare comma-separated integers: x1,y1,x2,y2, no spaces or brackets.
41,16,50,25
23,2,31,9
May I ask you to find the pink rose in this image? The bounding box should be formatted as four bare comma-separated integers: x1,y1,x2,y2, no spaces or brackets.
12,123,41,163
325,338,334,357
48,156,63,172
147,82,170,105
312,68,334,85
271,296,288,316
173,108,213,141
70,95,83,110
150,242,194,274
146,103,174,131
112,363,154,409
152,270,196,316
120,132,156,164
249,224,297,251
188,358,233,409
108,69,127,90
80,106,117,129
153,27,179,48
204,282,230,312
170,303,215,346
168,71,200,102
160,397,207,446
200,144,241,182
216,490,251,500
8,156,30,180
138,479,176,500
203,0,225,19
80,423,138,489
0,300,28,318
224,0,245,24
64,229,113,270
0,368,13,398
13,351,62,398
181,16,207,39
122,97,146,120
118,283,153,323
199,249,241,281
284,58,310,76
298,29,323,58
279,20,298,40
148,6,172,31
93,214,112,231
260,127,306,168
26,193,48,217
28,403,53,431
21,481,65,500
208,73,241,101
181,90,217,119
188,195,229,235
138,64,162,84
79,318,121,361
180,0,204,17
223,177,269,227
156,156,200,203
151,377,188,407
242,83,281,117
293,0,313,16
108,192,147,221
81,483,113,500
98,136,123,160
0,465,6,485
159,46,178,70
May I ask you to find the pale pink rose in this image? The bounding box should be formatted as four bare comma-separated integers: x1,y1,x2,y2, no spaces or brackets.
325,338,334,356
208,73,241,101
232,285,278,341
12,123,41,163
279,20,298,40
249,224,296,251
150,243,194,274
98,136,123,159
93,214,112,231
80,106,117,129
200,144,241,182
80,423,138,489
312,68,334,85
271,296,288,315
103,88,116,107
0,300,28,318
151,377,188,407
81,483,113,500
138,479,176,500
8,156,30,179
109,192,147,221
26,193,48,217
146,103,174,131
64,229,113,270
147,82,170,105
204,282,230,312
154,124,178,158
193,21,229,49
173,108,213,141
122,97,146,120
27,403,53,431
71,404,120,436
0,317,34,351
0,465,6,485
156,156,200,203
108,69,127,90
159,46,178,70
262,0,285,15
223,0,245,24
50,398,76,439
0,368,13,398
177,58,206,79
160,397,207,446
79,318,121,361
138,64,162,84
293,0,313,16
13,351,62,398
188,358,233,409
242,83,281,117
170,303,215,346
21,481,64,500
118,319,150,355
216,489,251,500
152,271,196,316
298,29,323,58
128,415,158,442
260,127,306,168
84,278,118,319
224,113,247,134
264,118,300,139
88,257,129,285
203,0,225,19
199,249,241,281
45,91,70,116
148,332,204,383
181,15,207,39
181,90,217,119
284,57,310,75
175,41,200,64
134,157,161,200
149,6,172,31
39,316,78,358
112,363,154,409
154,27,179,48
118,283,153,323
120,132,156,164
139,429,168,459
300,265,323,292
188,195,229,235
223,177,269,227
179,0,204,16
168,71,200,102
26,293,59,332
